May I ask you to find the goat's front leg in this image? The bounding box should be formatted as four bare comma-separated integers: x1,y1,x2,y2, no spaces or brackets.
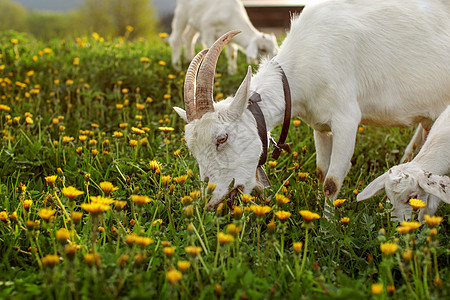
401,124,426,163
182,26,200,63
314,130,332,184
225,43,238,74
323,116,360,201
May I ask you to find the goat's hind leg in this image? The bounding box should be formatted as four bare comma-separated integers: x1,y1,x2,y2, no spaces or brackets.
182,26,200,63
401,124,426,163
168,8,188,70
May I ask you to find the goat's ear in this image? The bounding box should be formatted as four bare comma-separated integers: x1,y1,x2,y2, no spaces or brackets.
173,107,188,123
418,172,450,204
246,40,258,60
228,66,252,119
357,172,387,201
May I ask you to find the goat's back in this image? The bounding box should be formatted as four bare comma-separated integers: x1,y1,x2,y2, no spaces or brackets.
278,0,450,128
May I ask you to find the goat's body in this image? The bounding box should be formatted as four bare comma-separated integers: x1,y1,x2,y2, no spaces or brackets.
253,0,450,201
169,0,277,74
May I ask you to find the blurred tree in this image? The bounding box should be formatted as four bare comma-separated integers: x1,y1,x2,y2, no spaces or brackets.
27,11,86,40
79,0,157,38
0,0,29,32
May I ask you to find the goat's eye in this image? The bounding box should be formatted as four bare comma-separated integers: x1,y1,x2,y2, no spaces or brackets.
216,134,228,145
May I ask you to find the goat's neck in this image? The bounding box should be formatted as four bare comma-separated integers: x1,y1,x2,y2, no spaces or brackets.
230,20,260,48
250,62,287,131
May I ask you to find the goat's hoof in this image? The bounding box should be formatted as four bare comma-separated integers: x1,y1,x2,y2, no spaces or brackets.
316,168,325,184
323,178,338,198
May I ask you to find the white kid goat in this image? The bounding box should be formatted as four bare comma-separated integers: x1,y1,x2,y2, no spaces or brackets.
169,0,278,74
174,0,450,210
357,106,450,222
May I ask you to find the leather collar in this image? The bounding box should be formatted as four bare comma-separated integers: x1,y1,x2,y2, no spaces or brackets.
247,61,292,186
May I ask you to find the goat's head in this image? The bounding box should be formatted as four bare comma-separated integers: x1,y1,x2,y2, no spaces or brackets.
246,33,278,64
357,163,450,222
174,31,266,209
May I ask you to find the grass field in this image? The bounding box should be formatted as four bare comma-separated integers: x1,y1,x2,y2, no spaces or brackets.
0,30,449,299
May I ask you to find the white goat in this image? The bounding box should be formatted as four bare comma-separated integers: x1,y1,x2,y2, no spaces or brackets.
169,0,278,74
357,106,450,222
174,0,450,210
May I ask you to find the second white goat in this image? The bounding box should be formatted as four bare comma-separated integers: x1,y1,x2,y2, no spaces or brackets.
357,106,450,222
169,0,278,74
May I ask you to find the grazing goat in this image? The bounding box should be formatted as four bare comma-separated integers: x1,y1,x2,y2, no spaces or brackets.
174,0,450,210
169,0,278,74
357,106,450,222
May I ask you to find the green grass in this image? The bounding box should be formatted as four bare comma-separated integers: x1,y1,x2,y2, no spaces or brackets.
0,30,449,299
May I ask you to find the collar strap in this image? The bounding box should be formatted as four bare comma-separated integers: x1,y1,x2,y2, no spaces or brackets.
247,92,268,166
247,61,292,167
271,61,292,159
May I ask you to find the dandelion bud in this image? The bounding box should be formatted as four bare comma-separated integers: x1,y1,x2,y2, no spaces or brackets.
207,182,216,194
215,283,222,295
184,205,194,217
293,242,303,254
42,254,59,268
434,277,442,288
177,260,191,273
65,244,77,260
71,211,83,224
267,219,276,233
23,199,32,212
56,228,70,244
118,254,129,268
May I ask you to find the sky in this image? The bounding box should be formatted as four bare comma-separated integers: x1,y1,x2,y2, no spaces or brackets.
14,0,177,15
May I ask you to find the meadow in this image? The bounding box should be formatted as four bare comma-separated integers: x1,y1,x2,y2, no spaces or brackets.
0,29,449,299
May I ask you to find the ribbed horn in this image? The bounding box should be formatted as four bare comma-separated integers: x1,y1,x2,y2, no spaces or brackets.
195,30,241,118
184,49,209,122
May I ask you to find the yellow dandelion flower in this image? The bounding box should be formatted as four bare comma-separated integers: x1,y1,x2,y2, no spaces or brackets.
25,117,33,124
11,38,18,44
250,205,272,216
293,120,301,126
333,199,346,207
424,215,443,227
23,199,32,211
403,249,413,261
99,181,119,195
341,217,350,224
181,196,193,205
43,48,52,54
126,25,134,32
268,161,277,167
56,228,70,244
149,160,162,171
131,127,145,135
71,211,83,223
275,210,292,221
45,175,57,185
0,211,8,222
129,139,138,147
241,194,255,203
62,186,84,199
293,242,303,253
299,210,321,222
161,175,172,186
153,219,163,227
73,57,79,65
396,221,421,233
159,126,174,132
298,172,309,179
38,208,56,221
0,104,11,111
113,131,123,138
42,254,59,268
81,202,110,214
409,198,426,210
84,253,101,267
159,32,168,38
190,190,201,199
140,57,150,63
131,194,152,205
217,232,235,245
114,200,127,211
371,283,384,295
91,195,114,205
177,260,191,273
134,236,153,247
163,246,176,256
174,175,188,184
185,246,202,256
166,269,182,285
275,193,290,204
380,242,398,256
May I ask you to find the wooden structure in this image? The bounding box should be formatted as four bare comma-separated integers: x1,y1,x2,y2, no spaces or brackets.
242,0,313,31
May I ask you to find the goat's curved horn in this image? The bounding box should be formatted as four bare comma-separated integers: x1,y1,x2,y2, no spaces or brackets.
195,30,241,118
184,49,209,122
